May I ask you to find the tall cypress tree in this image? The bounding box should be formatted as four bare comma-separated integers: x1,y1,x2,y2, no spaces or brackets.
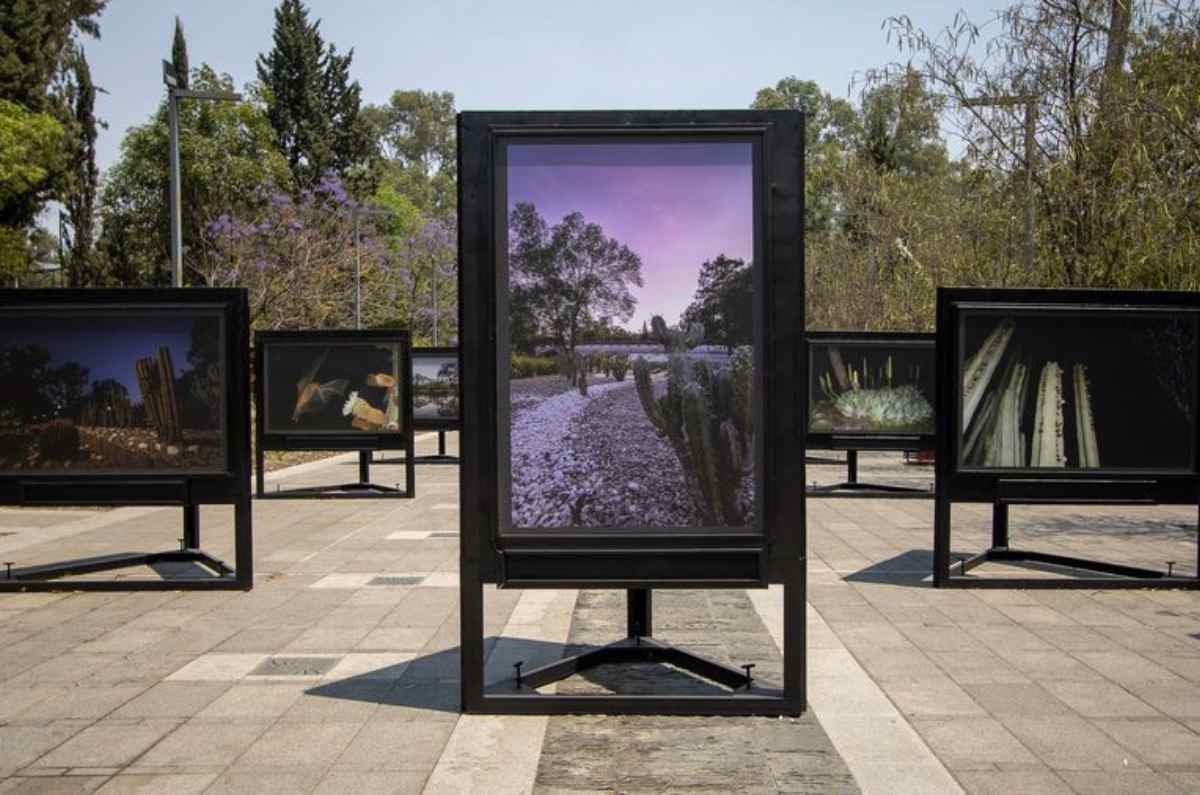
256,0,371,189
171,16,189,89
62,48,98,286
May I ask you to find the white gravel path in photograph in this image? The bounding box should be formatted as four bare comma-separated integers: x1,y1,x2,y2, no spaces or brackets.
510,379,631,527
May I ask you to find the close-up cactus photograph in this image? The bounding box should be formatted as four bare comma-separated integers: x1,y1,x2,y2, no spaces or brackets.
959,313,1197,470
808,344,935,434
504,141,757,529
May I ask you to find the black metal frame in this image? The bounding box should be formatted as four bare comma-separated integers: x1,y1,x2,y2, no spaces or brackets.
458,109,806,715
805,331,934,499
0,288,253,591
934,287,1200,589
254,330,415,499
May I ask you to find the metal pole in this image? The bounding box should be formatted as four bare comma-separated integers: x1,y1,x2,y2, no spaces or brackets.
354,211,362,330
1023,100,1036,273
168,88,183,288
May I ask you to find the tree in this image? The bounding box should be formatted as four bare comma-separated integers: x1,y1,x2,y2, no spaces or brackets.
682,255,753,350
751,77,856,232
507,202,643,354
363,89,457,217
0,0,107,238
255,0,373,190
0,99,64,283
96,65,290,286
60,49,99,286
885,0,1200,288
171,16,189,90
854,67,948,176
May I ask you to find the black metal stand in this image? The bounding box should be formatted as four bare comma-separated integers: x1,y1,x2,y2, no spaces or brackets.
935,498,1200,589
806,450,933,499
0,501,252,592
462,577,804,715
372,430,460,466
511,589,753,693
256,449,414,499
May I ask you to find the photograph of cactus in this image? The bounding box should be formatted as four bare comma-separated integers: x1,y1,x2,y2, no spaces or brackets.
504,140,758,530
959,310,1197,470
413,353,459,422
809,342,934,435
0,312,225,473
263,342,404,434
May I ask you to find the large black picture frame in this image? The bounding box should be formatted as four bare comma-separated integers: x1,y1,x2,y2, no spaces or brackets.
0,288,252,591
255,329,415,499
458,109,806,715
805,330,935,499
934,287,1200,589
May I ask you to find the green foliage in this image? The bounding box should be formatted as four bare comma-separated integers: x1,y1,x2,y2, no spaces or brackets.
607,354,629,382
36,419,79,461
0,99,65,210
509,353,556,379
681,255,752,350
255,0,374,190
61,50,98,286
633,347,754,526
96,65,290,286
508,202,643,355
363,89,457,217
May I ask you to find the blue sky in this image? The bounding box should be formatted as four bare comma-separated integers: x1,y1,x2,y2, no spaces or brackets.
84,0,1005,175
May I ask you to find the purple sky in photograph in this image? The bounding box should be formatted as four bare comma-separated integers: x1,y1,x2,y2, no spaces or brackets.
0,316,196,401
507,141,754,332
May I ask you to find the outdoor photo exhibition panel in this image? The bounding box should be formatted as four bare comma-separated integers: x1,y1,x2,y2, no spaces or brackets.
458,109,806,714
806,330,935,498
376,346,459,465
0,288,252,591
934,287,1200,589
255,330,415,499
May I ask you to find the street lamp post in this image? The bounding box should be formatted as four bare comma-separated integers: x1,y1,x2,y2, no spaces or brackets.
962,94,1038,272
162,60,241,288
351,206,393,330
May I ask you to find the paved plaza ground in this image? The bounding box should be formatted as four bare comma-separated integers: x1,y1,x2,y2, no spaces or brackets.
0,441,1198,793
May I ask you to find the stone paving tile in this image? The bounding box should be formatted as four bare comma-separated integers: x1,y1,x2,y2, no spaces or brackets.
1092,719,1200,766
997,715,1147,771
36,720,181,770
230,721,362,771
203,770,323,794
960,682,1073,717
109,682,231,719
312,769,427,794
2,776,110,794
1039,679,1162,719
132,719,272,769
1056,769,1184,794
910,717,1040,771
193,683,307,722
953,769,1074,794
95,773,218,793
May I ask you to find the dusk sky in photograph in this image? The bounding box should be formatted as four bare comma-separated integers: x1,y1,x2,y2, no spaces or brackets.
0,316,196,402
506,142,754,331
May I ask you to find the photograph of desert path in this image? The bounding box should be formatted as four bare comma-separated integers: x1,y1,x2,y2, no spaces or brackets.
0,312,225,473
504,140,757,531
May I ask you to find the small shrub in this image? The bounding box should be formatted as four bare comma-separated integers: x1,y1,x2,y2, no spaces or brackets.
37,420,80,461
511,354,558,379
609,354,630,382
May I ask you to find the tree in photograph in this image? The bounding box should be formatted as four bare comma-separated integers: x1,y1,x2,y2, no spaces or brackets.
682,254,752,350
255,0,374,191
508,202,643,355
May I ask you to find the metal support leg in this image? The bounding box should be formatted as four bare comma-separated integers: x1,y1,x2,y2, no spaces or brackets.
358,451,370,484
993,502,1010,549
846,450,858,485
255,448,265,498
626,589,652,638
183,503,199,549
439,431,447,458
933,495,950,587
